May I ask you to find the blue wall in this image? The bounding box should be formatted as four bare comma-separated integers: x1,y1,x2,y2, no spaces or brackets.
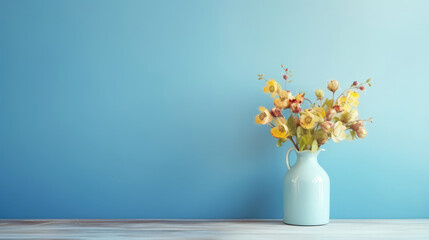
1,0,428,219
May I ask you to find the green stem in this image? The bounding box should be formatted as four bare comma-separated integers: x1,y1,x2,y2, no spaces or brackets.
289,136,299,151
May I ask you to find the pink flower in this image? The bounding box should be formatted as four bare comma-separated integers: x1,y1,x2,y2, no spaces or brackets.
353,81,358,86
321,121,334,133
283,75,288,80
295,93,305,104
325,109,336,121
290,102,301,113
270,107,283,118
351,121,364,131
356,127,367,138
333,105,344,113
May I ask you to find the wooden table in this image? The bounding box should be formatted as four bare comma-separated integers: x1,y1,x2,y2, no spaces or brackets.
0,219,428,239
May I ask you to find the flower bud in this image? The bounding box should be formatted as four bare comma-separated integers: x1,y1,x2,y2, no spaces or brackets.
315,89,324,100
325,108,336,121
270,108,283,118
360,86,366,91
290,102,301,113
283,74,287,80
327,80,339,93
353,81,358,86
356,127,367,138
351,121,364,131
321,121,334,133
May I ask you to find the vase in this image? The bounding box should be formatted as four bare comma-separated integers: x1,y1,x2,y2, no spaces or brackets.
283,147,330,226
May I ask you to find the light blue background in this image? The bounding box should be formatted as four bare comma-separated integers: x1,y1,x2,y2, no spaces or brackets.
1,0,428,219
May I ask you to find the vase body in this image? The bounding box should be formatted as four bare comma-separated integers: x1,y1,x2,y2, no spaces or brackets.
283,147,330,226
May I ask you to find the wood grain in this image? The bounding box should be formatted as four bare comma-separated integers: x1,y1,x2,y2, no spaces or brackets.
0,219,428,239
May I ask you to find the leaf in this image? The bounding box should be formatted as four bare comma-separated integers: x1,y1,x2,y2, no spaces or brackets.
297,126,304,138
346,134,353,141
288,80,293,83
323,99,334,108
277,138,287,147
368,83,372,87
302,134,313,145
350,131,356,140
299,138,306,152
287,115,296,135
346,130,357,141
311,139,318,153
366,78,371,83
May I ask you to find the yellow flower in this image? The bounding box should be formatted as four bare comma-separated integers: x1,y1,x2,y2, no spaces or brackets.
279,90,293,100
331,121,347,142
273,90,292,109
334,91,359,112
274,98,286,109
255,106,273,125
263,79,281,98
334,96,351,112
276,116,287,125
347,91,360,107
307,107,326,122
299,112,316,129
340,109,359,123
270,118,289,139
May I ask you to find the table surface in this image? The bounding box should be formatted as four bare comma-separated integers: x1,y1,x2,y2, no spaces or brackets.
0,219,428,239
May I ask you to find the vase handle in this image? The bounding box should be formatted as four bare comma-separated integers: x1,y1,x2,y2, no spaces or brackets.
285,147,295,170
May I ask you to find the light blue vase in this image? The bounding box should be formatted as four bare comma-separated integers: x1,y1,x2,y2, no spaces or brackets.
283,147,330,226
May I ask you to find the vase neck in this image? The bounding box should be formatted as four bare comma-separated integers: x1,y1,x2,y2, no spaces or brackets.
295,150,321,164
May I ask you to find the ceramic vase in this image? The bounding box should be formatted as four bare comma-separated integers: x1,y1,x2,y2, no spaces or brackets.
283,147,330,226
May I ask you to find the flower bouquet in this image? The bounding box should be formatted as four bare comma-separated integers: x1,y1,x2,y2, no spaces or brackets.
255,65,373,152
256,66,373,226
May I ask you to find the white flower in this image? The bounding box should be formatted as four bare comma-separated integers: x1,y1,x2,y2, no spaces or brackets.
331,121,347,142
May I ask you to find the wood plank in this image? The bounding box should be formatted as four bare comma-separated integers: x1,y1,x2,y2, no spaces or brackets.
0,219,428,239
